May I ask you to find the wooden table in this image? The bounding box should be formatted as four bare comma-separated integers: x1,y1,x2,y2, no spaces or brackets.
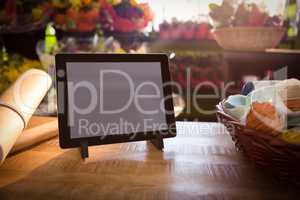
0,122,298,199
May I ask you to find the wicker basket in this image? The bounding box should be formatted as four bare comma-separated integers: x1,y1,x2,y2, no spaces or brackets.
216,101,300,185
212,27,285,51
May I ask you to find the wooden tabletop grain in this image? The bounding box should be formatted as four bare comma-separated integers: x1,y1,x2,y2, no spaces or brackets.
0,122,298,200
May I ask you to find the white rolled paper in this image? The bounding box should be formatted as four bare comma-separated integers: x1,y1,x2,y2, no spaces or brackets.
0,69,52,163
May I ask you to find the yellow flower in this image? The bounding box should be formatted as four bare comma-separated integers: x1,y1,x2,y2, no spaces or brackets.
19,59,43,72
107,0,122,5
115,48,126,54
130,0,138,6
52,0,66,8
4,68,20,83
32,8,43,21
70,0,82,9
0,57,43,94
82,0,92,5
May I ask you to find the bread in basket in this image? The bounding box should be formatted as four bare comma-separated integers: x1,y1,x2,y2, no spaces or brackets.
216,100,300,185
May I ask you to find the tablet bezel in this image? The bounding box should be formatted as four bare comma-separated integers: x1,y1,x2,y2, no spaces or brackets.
56,53,176,148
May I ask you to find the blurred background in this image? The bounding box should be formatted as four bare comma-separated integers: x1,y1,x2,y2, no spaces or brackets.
1,0,300,121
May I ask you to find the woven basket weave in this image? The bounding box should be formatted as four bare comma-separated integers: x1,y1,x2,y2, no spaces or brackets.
216,101,300,185
212,27,285,51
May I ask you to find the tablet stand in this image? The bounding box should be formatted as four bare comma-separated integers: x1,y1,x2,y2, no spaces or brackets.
80,141,89,159
79,135,164,159
150,134,164,150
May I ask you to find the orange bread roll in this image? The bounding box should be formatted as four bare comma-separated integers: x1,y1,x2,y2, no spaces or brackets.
246,102,283,135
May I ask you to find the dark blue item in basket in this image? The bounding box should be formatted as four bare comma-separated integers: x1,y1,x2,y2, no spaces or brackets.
241,82,255,95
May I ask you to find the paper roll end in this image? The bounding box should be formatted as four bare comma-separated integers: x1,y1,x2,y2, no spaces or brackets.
22,69,52,87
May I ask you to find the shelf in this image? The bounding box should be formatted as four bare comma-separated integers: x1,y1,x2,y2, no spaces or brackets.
148,39,222,54
223,50,300,82
224,50,300,66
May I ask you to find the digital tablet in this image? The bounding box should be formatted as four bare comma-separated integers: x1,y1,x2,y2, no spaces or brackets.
55,54,176,148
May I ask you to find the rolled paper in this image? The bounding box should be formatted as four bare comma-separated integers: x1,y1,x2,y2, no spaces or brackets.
0,69,52,163
10,117,58,154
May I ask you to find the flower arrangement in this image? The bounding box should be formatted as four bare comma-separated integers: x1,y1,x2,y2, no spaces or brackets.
52,0,101,32
208,0,285,51
209,0,283,28
0,51,43,94
100,0,154,33
0,0,51,30
159,20,213,40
